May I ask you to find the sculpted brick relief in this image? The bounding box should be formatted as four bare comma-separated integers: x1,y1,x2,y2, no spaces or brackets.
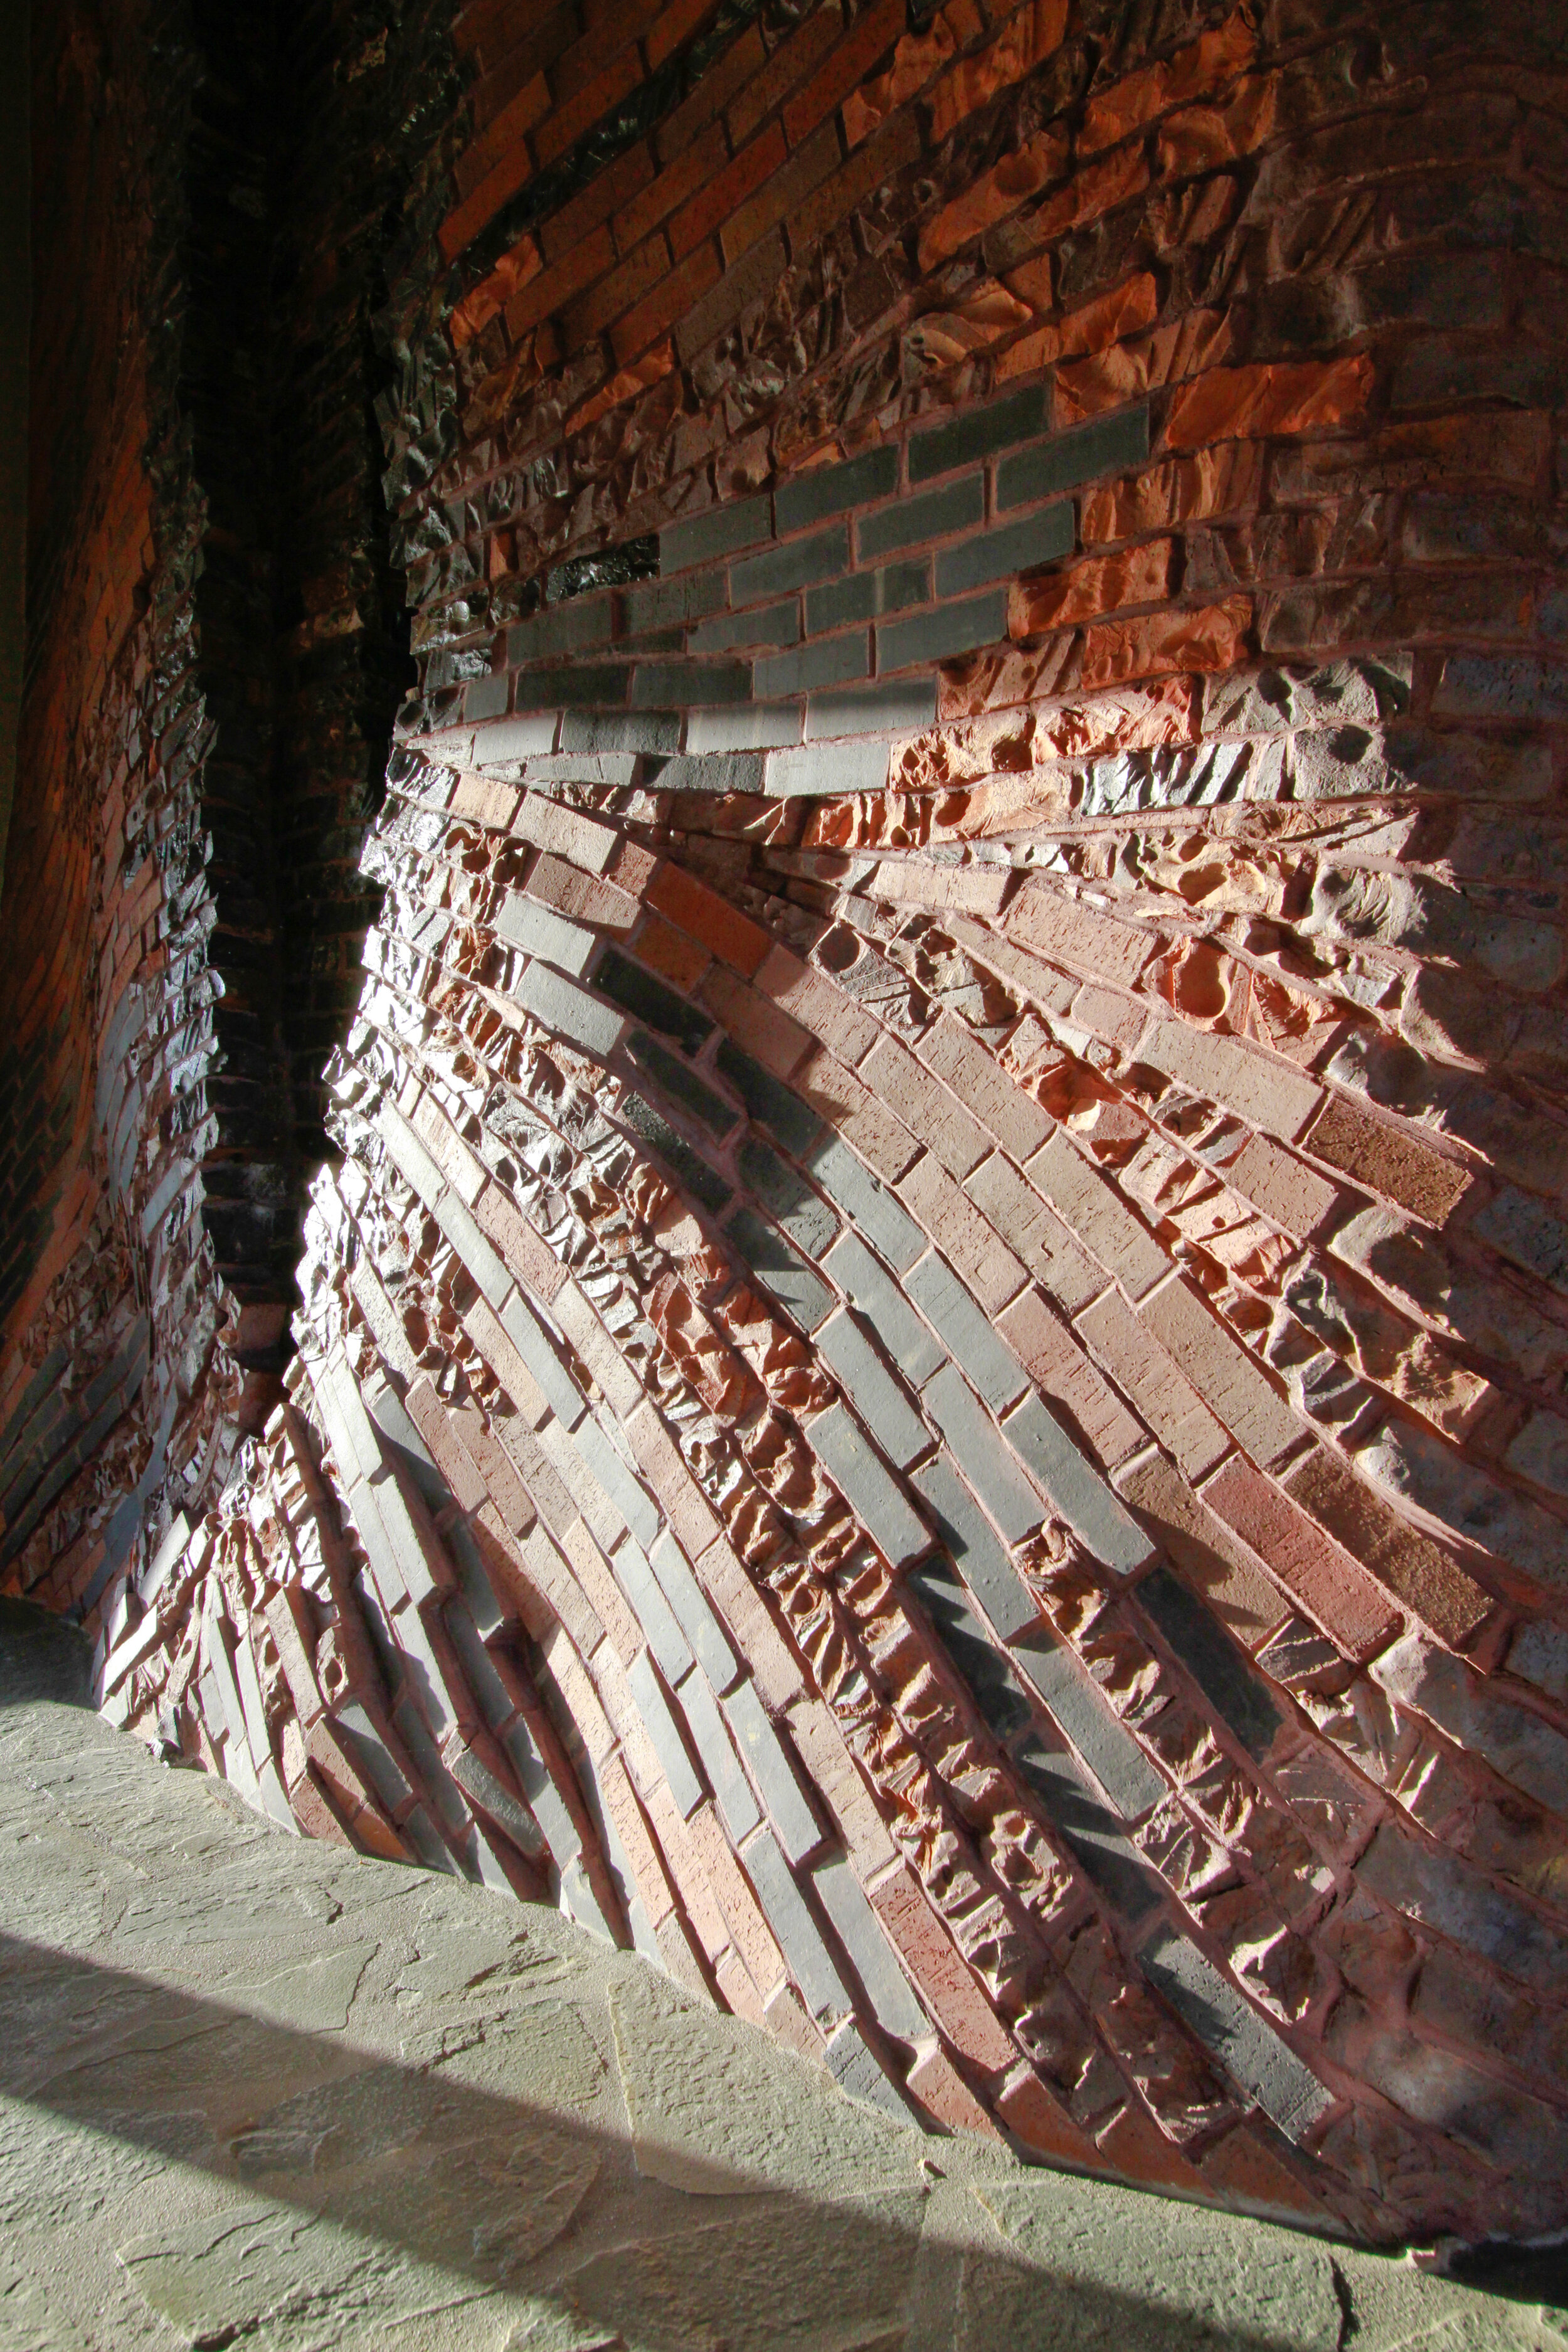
4,0,1567,2247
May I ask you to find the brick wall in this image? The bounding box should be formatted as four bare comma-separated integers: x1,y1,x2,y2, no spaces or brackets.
17,0,1568,2247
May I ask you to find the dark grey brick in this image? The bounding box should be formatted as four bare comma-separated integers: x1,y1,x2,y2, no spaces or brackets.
727,1206,835,1332
905,1254,1027,1411
620,1092,732,1216
858,472,983,561
623,568,728,633
911,1453,1034,1640
653,750,767,793
733,522,849,607
1357,1821,1568,1996
1135,1565,1281,1762
808,1401,930,1569
514,663,628,709
1010,1734,1160,1920
743,1828,850,2019
816,1310,928,1470
660,492,772,575
877,590,1008,673
677,1665,760,1841
936,500,1074,596
444,1597,517,1731
507,597,614,664
738,1136,838,1256
806,557,930,636
448,1739,546,1860
559,708,679,753
825,2018,909,2117
805,1132,923,1271
908,383,1051,485
595,946,714,1056
923,1363,1043,1542
908,1562,1034,1744
1013,1633,1165,1820
616,1540,697,1710
516,961,627,1059
628,1651,705,1818
1140,1927,1334,2139
1431,653,1568,723
754,630,869,699
650,1528,739,1693
1002,1394,1152,1574
723,1679,822,1863
824,1231,945,1385
464,672,509,722
813,1858,928,2042
996,406,1151,510
574,1416,660,1550
689,598,800,654
1471,1186,1568,1295
715,1039,824,1155
627,1032,737,1138
776,442,900,535
805,677,938,738
631,660,751,707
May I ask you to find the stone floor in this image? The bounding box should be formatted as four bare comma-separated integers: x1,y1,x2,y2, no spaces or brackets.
0,1616,1564,2351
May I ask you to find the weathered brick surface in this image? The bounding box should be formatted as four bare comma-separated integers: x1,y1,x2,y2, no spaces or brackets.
11,0,1568,2254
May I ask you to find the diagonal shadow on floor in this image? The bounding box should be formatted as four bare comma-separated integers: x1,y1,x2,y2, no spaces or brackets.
0,1922,1353,2352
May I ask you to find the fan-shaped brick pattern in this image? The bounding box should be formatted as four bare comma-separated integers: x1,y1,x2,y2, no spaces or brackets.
6,0,1568,2251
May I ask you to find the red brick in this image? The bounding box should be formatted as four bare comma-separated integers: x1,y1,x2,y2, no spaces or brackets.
561,230,670,352
1201,1454,1402,1664
645,0,712,70
670,120,786,260
1281,1447,1494,1653
722,117,840,265
866,1861,1017,2074
453,71,549,204
699,964,814,1077
1081,13,1256,153
1165,356,1375,451
505,221,617,339
633,911,712,992
927,0,1067,145
649,862,771,975
1157,71,1278,178
996,1287,1144,1469
543,141,656,268
611,238,722,367
1054,305,1232,424
728,4,844,148
439,141,537,266
906,2043,1004,2137
1199,2122,1332,2224
1010,538,1173,638
997,2062,1101,2163
657,23,766,162
918,127,1067,272
811,112,928,259
1079,595,1252,688
687,1804,789,1996
1095,2100,1214,2196
1302,1094,1471,1227
781,0,903,147
535,45,645,170
616,142,709,256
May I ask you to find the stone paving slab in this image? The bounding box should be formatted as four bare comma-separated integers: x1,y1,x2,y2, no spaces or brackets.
0,1687,1562,2352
